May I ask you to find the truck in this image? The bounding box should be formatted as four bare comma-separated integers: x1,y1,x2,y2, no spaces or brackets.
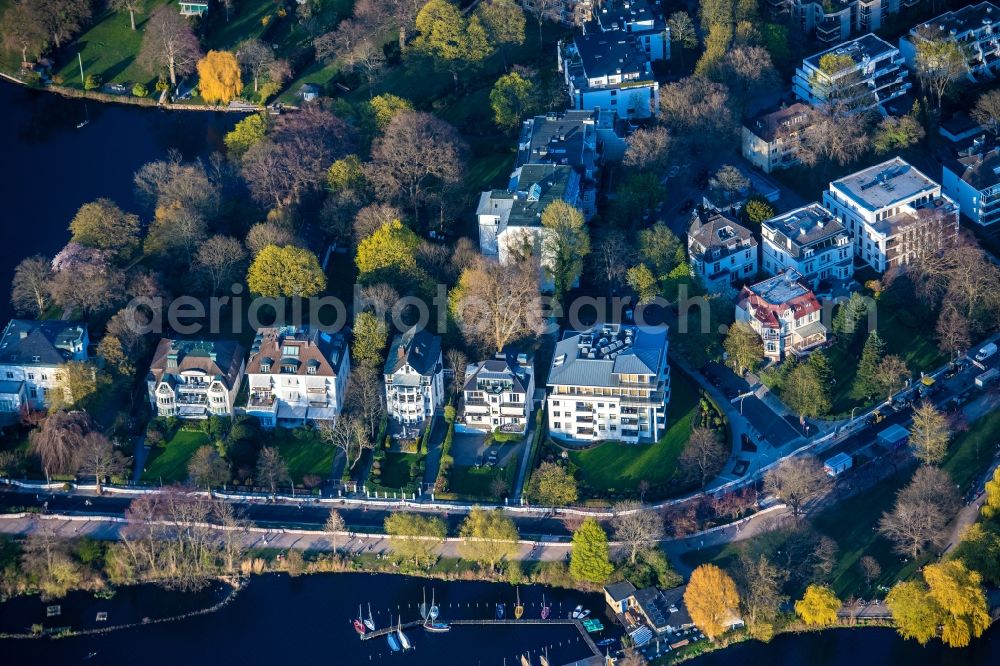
823,453,853,477
975,368,999,389
975,342,998,363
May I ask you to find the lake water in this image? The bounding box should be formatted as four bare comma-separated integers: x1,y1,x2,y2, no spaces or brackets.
0,81,236,320
0,573,605,665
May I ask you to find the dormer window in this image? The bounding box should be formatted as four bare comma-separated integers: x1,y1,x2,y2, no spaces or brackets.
260,363,271,373
307,366,317,375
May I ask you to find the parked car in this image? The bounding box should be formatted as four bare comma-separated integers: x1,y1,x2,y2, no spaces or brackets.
867,410,885,426
975,342,997,362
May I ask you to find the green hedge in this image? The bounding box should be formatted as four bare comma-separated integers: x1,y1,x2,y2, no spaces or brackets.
433,421,456,493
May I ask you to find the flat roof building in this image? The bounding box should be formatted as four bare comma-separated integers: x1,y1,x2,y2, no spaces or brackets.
761,203,853,288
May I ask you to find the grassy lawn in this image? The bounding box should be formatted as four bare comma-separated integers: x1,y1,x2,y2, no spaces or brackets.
378,452,422,489
943,408,1000,494
811,469,921,598
825,283,947,416
566,364,701,494
268,428,333,485
52,1,171,91
141,430,210,484
447,463,516,500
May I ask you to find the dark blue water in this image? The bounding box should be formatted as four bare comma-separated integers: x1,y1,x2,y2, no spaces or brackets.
0,81,237,320
0,573,604,665
688,625,1000,665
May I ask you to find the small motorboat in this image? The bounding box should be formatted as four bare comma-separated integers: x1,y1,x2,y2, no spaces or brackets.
570,605,583,619
514,587,524,620
540,594,550,620
496,602,506,620
578,609,591,619
424,621,451,633
365,603,376,632
387,632,401,652
595,638,616,647
353,618,366,635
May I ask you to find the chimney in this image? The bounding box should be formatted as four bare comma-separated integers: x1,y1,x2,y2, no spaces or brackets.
19,331,27,340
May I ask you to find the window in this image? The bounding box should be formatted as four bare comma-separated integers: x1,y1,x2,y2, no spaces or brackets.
554,422,562,429
29,388,37,398
307,366,317,375
27,373,34,380
4,372,11,379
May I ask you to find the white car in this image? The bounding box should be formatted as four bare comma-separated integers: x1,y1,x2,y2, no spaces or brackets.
975,343,997,362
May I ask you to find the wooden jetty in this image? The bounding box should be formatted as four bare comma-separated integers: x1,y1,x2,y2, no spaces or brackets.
359,618,603,657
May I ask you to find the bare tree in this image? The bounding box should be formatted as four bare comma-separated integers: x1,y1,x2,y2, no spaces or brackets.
246,222,299,257
134,153,219,217
345,364,385,443
859,555,881,586
187,445,231,490
1,3,48,65
797,106,873,168
214,500,249,573
35,0,90,49
353,204,403,243
678,427,728,488
194,235,248,294
452,256,543,353
28,410,94,480
138,6,202,86
446,348,469,396
77,432,128,494
972,89,1000,135
612,500,664,564
764,456,830,516
111,0,142,31
242,106,354,208
236,38,275,93
365,111,468,222
319,416,372,474
622,127,672,172
875,355,909,401
736,553,786,641
936,302,971,359
659,76,735,152
719,46,779,111
256,447,291,497
588,229,633,296
879,466,959,559
10,255,52,317
324,509,346,553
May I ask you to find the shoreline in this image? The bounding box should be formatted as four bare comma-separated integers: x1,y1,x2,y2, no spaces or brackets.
0,72,261,114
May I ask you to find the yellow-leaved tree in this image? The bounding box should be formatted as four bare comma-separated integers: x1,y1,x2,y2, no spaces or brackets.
197,50,243,104
887,560,990,648
683,564,740,640
795,584,840,627
355,220,420,276
983,466,1000,518
246,244,326,297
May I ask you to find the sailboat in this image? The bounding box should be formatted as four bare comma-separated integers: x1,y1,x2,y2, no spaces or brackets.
397,616,412,651
520,654,532,666
420,587,429,620
387,626,401,652
514,587,524,620
429,589,440,621
496,602,506,619
539,647,550,666
364,603,376,632
540,594,550,620
76,103,90,129
354,605,367,635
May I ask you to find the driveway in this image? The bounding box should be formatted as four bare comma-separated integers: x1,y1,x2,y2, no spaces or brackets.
703,362,801,448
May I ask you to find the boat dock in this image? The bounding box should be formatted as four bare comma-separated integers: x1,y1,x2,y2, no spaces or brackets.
359,619,603,657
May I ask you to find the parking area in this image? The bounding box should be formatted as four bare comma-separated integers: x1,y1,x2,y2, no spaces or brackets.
450,431,525,469
702,362,802,448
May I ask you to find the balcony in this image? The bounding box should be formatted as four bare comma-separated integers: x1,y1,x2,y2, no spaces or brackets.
249,394,277,410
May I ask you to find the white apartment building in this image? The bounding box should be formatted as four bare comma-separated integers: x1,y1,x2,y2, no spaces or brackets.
244,326,350,428
687,213,758,293
461,351,536,434
587,0,670,62
383,327,444,426
736,270,827,361
558,33,660,119
0,320,88,416
900,3,1000,84
942,142,1000,226
792,34,910,112
823,157,960,273
761,203,854,289
517,110,611,220
547,323,670,444
742,103,812,174
787,0,902,45
477,163,582,291
147,339,246,419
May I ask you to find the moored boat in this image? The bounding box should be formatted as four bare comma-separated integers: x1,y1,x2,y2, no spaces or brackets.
570,605,583,619
514,587,524,620
496,602,505,620
364,603,375,632
353,618,366,635
424,621,451,633
387,632,401,652
397,617,412,651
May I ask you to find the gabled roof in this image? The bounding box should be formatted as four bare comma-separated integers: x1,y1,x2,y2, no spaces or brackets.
745,103,812,143
246,326,348,377
688,213,756,258
148,338,245,390
604,580,637,602
464,352,533,395
0,320,87,367
737,270,821,328
947,146,1000,190
384,327,442,377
